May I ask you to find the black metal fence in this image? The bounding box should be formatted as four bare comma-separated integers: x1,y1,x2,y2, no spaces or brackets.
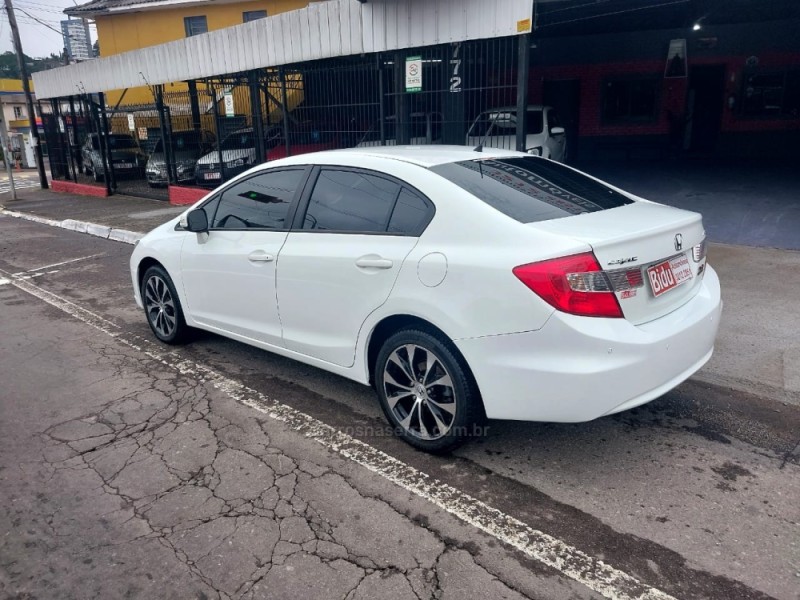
42,35,524,200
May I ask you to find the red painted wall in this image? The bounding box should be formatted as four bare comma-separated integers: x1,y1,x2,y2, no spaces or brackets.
527,52,800,139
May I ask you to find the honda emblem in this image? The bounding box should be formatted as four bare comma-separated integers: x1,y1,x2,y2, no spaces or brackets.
674,233,683,251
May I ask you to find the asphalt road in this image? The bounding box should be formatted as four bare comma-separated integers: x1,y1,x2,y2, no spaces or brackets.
0,214,798,600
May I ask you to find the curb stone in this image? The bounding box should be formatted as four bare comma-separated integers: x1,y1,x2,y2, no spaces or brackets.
1,209,143,245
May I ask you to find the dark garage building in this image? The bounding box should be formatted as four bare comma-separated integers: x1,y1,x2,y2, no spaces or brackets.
527,0,799,160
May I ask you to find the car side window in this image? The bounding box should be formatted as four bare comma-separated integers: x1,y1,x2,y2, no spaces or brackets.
387,188,431,235
302,169,400,233
211,169,303,229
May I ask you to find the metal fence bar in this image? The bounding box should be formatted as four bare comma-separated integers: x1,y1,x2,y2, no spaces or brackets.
36,35,525,200
97,92,115,194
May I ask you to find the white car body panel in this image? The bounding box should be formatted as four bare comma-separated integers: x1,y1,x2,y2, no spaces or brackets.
277,233,419,367
456,266,721,420
130,145,722,423
180,230,288,346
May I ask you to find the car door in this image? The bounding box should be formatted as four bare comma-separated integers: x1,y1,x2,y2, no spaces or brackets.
179,167,308,346
276,167,433,367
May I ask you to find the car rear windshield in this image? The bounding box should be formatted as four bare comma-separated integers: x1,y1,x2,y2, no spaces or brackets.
430,157,634,223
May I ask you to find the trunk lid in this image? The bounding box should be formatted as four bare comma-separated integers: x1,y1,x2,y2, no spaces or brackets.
529,202,706,325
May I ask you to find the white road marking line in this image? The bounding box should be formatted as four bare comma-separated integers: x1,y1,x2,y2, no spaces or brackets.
0,277,10,286
12,272,50,281
1,268,676,600
21,253,107,274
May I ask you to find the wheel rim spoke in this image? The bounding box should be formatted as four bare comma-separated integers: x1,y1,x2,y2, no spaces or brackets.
384,370,413,392
426,372,453,390
423,353,438,384
387,391,414,410
417,401,431,438
398,399,419,431
388,350,415,384
426,402,450,434
404,344,419,381
426,396,456,416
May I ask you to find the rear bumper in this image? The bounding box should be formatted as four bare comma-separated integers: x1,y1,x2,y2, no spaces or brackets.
455,265,722,422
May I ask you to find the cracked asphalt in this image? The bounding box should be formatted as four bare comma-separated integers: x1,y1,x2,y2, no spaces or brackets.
0,213,799,600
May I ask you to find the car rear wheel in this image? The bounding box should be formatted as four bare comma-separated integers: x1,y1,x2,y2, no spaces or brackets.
142,265,189,344
375,329,484,453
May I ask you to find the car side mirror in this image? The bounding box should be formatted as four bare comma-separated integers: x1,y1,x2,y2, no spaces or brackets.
550,126,565,136
185,208,209,233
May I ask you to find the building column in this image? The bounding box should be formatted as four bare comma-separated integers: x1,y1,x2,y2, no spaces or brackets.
394,51,411,145
188,79,202,132
515,33,531,152
249,71,266,164
442,42,466,145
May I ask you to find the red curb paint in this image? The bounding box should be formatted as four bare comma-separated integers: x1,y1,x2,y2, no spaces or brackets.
51,180,109,198
169,185,207,206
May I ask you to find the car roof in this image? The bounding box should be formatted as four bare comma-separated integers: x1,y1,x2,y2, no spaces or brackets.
278,145,526,168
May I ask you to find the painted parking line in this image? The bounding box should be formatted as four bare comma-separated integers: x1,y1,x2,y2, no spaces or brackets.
0,265,675,600
14,253,107,275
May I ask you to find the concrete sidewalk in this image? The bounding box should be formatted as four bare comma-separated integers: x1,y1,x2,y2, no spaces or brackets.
2,187,798,407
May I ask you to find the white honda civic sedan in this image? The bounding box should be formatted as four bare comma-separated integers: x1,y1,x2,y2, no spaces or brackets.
130,146,721,452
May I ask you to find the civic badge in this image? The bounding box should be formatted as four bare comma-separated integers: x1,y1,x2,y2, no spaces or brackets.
674,233,683,251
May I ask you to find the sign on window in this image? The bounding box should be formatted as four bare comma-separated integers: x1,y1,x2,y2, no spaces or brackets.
405,56,422,93
224,91,235,117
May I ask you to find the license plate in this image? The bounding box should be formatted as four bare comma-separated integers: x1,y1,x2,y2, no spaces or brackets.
116,162,133,169
204,172,221,180
647,254,693,297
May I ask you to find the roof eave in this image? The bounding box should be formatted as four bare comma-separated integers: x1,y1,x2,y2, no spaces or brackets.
64,8,102,18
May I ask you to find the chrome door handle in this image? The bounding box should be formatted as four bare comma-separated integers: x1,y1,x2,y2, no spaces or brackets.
248,251,274,263
355,256,393,269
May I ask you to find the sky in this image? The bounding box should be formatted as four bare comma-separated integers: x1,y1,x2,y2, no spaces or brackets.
1,0,97,58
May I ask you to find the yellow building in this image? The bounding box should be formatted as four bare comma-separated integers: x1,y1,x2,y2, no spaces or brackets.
65,0,310,105
0,78,35,132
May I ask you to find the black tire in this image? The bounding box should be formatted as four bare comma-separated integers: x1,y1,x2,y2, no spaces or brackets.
141,265,190,344
375,328,485,453
92,164,103,182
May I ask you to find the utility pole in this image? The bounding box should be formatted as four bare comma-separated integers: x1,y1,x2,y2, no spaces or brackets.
0,96,17,200
4,0,49,189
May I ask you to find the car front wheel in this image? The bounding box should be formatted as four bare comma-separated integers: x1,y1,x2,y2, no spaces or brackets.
142,265,189,344
375,328,484,453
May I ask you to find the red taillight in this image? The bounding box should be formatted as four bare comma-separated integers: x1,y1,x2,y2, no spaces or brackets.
513,252,623,318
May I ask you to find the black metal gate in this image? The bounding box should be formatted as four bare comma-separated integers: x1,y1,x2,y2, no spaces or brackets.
41,35,523,200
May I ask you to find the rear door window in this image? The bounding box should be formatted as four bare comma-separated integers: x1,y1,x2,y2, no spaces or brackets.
387,188,431,235
302,169,400,233
430,157,633,223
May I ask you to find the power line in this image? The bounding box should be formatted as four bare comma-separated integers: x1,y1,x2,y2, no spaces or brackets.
15,6,66,35
537,0,690,28
15,2,66,15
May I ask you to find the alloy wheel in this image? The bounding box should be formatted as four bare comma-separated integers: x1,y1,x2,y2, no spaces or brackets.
144,275,177,339
383,344,457,440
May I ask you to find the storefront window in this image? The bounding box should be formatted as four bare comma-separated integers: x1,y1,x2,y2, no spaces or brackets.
743,71,800,117
602,78,659,122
